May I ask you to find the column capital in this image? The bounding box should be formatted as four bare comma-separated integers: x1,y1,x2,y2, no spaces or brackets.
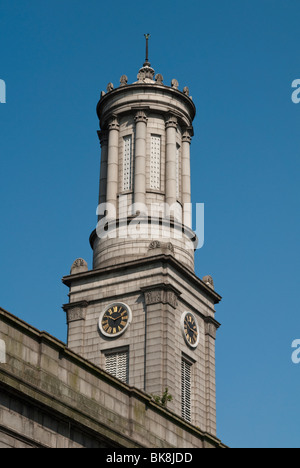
134,110,148,124
182,126,194,144
165,113,178,129
141,283,182,309
63,301,89,324
204,316,220,340
108,116,120,131
97,130,108,147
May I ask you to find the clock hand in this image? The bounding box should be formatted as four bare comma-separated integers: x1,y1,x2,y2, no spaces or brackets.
186,323,198,335
110,314,122,321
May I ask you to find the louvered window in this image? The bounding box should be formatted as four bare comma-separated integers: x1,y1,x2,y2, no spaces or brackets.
150,135,161,190
123,135,132,191
181,358,192,422
105,350,129,384
176,144,180,199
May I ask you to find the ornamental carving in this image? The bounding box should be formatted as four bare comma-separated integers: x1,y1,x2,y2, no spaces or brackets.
134,110,148,124
182,129,193,144
205,322,217,340
67,308,86,323
108,117,120,131
143,286,180,309
204,317,219,340
203,275,215,290
171,79,179,89
70,258,88,275
137,69,146,82
165,114,178,129
166,242,175,253
166,291,178,308
148,240,161,250
148,241,174,254
137,66,155,81
106,82,114,92
120,75,128,86
63,301,88,323
144,290,162,305
155,74,164,84
73,259,85,267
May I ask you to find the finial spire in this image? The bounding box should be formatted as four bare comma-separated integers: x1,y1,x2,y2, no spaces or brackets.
144,33,151,67
137,33,155,82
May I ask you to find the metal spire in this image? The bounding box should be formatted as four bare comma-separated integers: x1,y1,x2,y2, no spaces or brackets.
144,33,151,67
137,33,155,82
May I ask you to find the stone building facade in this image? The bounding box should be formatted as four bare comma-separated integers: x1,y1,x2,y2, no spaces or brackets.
0,47,226,448
0,307,225,448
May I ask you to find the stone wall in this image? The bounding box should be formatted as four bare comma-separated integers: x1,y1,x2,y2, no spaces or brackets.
0,307,226,448
63,254,221,435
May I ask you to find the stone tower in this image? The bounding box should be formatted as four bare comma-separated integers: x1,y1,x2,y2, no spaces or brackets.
62,42,222,437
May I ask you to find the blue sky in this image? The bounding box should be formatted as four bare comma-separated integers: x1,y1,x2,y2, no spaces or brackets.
0,0,299,448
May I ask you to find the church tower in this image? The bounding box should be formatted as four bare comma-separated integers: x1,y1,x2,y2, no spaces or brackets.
62,39,222,437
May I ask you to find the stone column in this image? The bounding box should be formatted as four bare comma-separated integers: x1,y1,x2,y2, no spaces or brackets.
97,130,108,208
165,114,178,210
134,111,148,212
106,117,119,218
142,284,181,414
63,300,88,356
182,128,193,228
204,317,219,436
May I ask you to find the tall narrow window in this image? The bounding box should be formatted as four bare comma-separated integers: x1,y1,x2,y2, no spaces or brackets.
105,349,129,384
150,135,161,190
176,144,180,199
0,339,6,364
181,357,192,422
123,135,132,191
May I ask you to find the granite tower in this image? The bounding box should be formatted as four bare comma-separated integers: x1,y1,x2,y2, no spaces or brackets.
62,41,222,437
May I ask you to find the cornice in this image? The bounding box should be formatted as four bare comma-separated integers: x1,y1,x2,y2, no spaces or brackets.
97,82,196,130
62,254,222,305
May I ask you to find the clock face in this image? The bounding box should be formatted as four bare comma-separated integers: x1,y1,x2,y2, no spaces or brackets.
182,312,199,348
99,303,132,338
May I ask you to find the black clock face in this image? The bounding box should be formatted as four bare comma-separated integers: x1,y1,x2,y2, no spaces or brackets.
100,303,131,337
183,313,199,347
